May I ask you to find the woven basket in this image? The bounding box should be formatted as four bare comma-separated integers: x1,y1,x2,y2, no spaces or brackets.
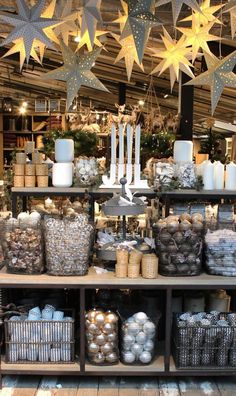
25,176,36,187
14,164,25,176
129,250,143,264
116,249,129,265
128,264,140,278
25,164,35,176
37,176,48,187
36,164,48,176
24,141,35,154
16,153,26,164
32,151,43,164
142,255,158,279
14,176,24,187
115,264,127,278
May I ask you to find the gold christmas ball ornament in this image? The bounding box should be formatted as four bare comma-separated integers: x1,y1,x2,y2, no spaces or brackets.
105,352,118,363
88,342,99,354
101,342,113,354
95,312,106,326
95,333,106,346
103,322,114,334
93,352,105,364
88,323,100,335
106,312,118,324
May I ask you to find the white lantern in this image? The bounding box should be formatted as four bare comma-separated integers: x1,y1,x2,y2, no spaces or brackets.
55,139,74,163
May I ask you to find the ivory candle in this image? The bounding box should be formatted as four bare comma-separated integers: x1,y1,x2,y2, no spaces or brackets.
111,124,116,164
55,139,74,163
135,124,141,164
225,162,236,190
126,124,133,164
214,161,224,190
119,124,124,164
52,163,73,187
203,160,214,190
173,140,193,163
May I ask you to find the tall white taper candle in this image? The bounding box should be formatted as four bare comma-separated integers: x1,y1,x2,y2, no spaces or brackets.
126,124,133,164
119,124,124,164
111,124,116,164
135,124,141,164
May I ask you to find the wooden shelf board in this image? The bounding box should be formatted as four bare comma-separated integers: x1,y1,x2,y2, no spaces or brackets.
169,356,236,375
4,148,24,151
11,186,155,195
85,355,164,373
1,267,236,289
1,358,80,374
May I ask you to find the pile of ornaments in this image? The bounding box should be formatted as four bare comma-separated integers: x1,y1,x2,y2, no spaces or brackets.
75,157,99,186
121,312,156,365
85,308,119,365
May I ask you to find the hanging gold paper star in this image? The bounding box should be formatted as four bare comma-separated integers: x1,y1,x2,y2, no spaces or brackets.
115,0,161,64
43,41,109,110
79,0,102,50
177,15,220,61
2,38,42,70
223,0,236,39
113,32,144,81
151,28,194,90
181,0,224,26
52,0,78,46
186,51,236,115
72,14,107,52
0,0,60,63
156,0,202,26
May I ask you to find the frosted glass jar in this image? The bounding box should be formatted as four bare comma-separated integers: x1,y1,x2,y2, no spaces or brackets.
173,141,193,163
52,163,73,187
55,139,74,163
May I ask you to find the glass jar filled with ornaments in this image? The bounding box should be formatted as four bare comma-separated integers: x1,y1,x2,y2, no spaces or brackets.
85,308,119,365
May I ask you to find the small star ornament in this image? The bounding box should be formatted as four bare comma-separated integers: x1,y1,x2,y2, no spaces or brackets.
115,0,161,64
177,15,220,61
79,0,102,50
43,42,109,110
0,0,60,63
223,0,236,39
156,0,202,26
181,0,224,26
53,0,78,45
186,51,236,115
151,28,194,90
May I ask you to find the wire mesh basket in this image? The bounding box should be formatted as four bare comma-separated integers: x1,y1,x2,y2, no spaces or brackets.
4,310,75,364
173,312,236,369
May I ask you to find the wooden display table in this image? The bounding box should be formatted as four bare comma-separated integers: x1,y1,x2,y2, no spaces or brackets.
0,267,236,380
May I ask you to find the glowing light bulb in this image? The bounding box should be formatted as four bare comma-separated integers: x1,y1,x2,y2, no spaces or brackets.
74,35,81,43
138,100,144,106
19,106,26,114
22,101,28,107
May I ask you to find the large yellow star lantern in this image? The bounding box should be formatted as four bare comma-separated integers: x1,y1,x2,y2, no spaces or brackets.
177,15,220,61
186,51,236,115
223,0,236,39
0,0,61,65
2,38,42,70
79,0,102,50
151,28,194,91
156,0,202,26
72,14,107,52
43,41,109,110
181,0,224,26
115,0,161,64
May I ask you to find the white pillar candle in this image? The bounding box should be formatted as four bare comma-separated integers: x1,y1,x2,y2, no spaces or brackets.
52,163,73,187
135,124,141,164
119,124,124,164
111,124,116,164
225,162,236,190
214,161,224,190
203,160,214,190
173,140,193,163
55,139,74,163
126,124,133,164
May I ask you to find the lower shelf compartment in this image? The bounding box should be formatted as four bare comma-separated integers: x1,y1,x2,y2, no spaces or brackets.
1,357,80,375
85,355,165,373
169,356,236,375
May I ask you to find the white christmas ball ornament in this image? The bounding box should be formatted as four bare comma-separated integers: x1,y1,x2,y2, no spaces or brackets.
126,317,135,324
139,351,152,364
29,211,41,222
143,321,156,335
88,342,99,354
134,312,148,325
127,322,140,336
144,340,154,352
122,351,136,363
123,334,135,346
131,343,143,356
136,332,147,345
17,212,30,222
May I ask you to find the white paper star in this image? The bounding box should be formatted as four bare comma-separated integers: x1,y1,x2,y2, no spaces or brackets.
151,28,194,90
177,15,220,61
43,42,109,110
0,0,60,62
79,0,102,50
223,0,236,39
53,0,78,45
156,0,202,25
181,0,224,26
186,51,236,114
115,0,161,64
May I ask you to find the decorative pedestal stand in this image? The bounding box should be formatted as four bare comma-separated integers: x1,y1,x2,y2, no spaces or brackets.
100,123,149,189
97,178,147,262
